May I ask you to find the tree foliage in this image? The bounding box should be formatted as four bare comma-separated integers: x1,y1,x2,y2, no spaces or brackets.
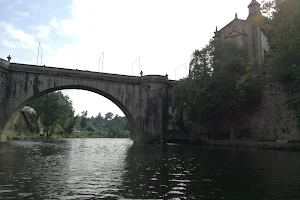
74,112,131,138
29,91,131,138
175,39,261,130
262,0,300,128
105,112,114,120
29,91,75,137
63,115,79,135
263,0,300,76
80,110,88,129
176,0,300,134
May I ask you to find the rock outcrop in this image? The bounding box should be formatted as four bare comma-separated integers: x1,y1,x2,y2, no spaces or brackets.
4,106,40,139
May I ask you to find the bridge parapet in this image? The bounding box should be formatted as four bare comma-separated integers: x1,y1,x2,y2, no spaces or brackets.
0,58,11,73
10,63,142,84
141,75,168,84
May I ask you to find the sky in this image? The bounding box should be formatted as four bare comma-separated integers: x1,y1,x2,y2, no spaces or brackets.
0,0,259,117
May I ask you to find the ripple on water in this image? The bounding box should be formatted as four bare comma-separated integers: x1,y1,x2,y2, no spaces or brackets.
18,193,33,197
0,190,15,193
171,187,186,191
168,190,185,195
172,173,185,176
201,179,213,182
169,179,191,183
1,139,300,199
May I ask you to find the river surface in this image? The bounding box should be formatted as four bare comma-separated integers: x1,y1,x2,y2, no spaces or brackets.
0,139,300,199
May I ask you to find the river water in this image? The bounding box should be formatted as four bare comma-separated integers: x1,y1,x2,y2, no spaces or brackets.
0,139,300,200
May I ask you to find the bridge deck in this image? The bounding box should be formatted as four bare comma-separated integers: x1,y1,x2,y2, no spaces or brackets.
8,62,179,85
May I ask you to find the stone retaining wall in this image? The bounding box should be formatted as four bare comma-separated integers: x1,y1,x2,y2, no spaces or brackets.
240,81,299,140
188,81,300,141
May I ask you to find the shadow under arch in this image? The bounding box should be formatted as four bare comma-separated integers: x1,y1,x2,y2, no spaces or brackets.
4,85,136,137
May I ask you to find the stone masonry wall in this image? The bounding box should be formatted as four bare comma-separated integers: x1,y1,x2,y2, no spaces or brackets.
239,81,299,140
187,80,300,141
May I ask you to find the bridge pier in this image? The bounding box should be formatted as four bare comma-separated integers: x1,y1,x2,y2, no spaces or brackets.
135,76,169,144
0,59,9,141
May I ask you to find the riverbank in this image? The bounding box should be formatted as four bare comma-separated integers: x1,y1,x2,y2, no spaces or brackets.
5,133,130,140
4,135,300,151
192,139,300,151
167,136,300,150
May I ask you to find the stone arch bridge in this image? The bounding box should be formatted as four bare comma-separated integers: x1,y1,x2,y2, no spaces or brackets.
0,58,177,144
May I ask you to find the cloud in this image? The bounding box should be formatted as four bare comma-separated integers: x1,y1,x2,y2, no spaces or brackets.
1,40,18,49
50,17,59,29
44,0,197,76
31,25,50,39
0,21,55,65
11,17,20,21
16,0,23,4
29,4,39,9
16,11,29,17
7,4,12,10
54,18,78,36
49,17,78,37
0,21,37,49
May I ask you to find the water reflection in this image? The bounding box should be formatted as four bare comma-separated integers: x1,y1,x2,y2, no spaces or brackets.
0,139,300,199
121,144,300,200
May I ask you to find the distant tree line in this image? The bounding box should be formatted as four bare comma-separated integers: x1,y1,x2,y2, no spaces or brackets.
29,91,131,138
74,111,131,138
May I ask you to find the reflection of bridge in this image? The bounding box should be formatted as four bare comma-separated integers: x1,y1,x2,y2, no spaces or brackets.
0,58,177,144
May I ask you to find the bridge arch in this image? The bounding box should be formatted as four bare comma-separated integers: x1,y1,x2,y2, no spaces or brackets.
4,85,137,138
0,59,174,144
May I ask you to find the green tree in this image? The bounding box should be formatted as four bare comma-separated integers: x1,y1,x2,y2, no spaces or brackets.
105,112,114,120
93,112,104,128
175,39,260,138
189,44,212,80
263,0,300,128
80,110,88,129
30,91,74,137
212,39,247,78
72,111,131,138
263,0,300,76
64,115,78,135
86,124,95,137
